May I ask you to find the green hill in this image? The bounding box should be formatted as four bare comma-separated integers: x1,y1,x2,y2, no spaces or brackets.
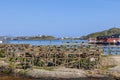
82,27,120,39
14,35,56,40
28,35,56,40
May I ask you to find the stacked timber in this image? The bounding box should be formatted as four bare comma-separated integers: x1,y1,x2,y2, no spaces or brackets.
0,44,103,70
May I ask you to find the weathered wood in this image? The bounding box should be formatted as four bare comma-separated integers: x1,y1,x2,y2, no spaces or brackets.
0,44,103,69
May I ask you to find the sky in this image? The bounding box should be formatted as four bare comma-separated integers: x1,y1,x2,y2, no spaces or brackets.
0,0,120,37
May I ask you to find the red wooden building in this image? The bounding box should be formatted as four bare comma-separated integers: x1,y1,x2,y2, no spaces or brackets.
89,34,120,44
106,38,119,43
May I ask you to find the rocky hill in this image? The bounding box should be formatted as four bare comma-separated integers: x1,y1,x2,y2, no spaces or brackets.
82,27,120,39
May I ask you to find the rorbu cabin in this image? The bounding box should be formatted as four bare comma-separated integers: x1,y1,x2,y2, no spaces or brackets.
96,34,120,45
88,38,97,43
96,36,111,42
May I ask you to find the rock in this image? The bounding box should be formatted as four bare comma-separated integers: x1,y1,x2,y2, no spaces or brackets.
26,68,86,78
0,61,8,66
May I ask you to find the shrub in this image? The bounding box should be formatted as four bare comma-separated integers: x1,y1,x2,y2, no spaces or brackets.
0,50,5,58
0,65,13,74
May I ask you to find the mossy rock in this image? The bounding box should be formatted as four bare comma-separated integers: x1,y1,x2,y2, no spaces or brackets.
0,66,13,74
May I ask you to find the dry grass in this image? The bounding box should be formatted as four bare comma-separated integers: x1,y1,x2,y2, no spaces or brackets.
0,76,30,80
0,76,31,80
0,73,31,80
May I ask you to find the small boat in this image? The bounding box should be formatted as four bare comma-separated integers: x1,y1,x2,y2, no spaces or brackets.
117,40,120,45
0,36,9,44
0,40,2,44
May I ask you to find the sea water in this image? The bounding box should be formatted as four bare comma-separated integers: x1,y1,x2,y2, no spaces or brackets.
8,40,120,55
8,40,88,45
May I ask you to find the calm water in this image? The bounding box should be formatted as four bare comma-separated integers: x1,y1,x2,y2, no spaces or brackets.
8,40,120,55
8,40,88,45
103,45,120,55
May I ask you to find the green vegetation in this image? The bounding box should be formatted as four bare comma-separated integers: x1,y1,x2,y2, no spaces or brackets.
0,50,5,58
0,65,14,74
15,35,56,40
34,66,54,71
41,67,54,71
18,69,28,75
29,35,56,40
100,65,117,70
77,58,96,69
82,27,120,39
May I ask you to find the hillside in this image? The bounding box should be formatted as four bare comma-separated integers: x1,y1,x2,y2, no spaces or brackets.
14,35,56,40
82,27,120,39
28,35,56,40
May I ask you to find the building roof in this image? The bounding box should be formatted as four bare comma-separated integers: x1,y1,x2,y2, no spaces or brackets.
111,34,120,38
97,34,120,39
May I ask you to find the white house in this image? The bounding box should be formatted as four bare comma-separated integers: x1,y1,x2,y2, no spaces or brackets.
0,36,8,44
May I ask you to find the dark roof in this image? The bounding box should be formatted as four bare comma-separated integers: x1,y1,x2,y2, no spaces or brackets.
96,36,111,39
111,34,120,38
97,34,120,39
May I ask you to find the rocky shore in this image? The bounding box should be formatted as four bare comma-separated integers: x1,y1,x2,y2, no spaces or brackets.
0,56,120,80
0,44,120,80
18,55,120,80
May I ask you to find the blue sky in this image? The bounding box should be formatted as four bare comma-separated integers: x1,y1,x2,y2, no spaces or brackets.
0,0,120,37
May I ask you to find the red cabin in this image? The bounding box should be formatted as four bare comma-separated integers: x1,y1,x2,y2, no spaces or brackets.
106,38,119,43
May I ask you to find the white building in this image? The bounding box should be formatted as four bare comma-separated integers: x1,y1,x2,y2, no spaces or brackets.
0,40,2,43
0,36,8,44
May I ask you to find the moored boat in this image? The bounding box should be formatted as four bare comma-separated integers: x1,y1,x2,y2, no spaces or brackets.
117,40,120,45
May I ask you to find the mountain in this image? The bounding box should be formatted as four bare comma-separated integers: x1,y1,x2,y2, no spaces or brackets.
82,27,120,39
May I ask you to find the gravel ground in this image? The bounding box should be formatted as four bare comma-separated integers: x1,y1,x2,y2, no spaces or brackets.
108,55,120,72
